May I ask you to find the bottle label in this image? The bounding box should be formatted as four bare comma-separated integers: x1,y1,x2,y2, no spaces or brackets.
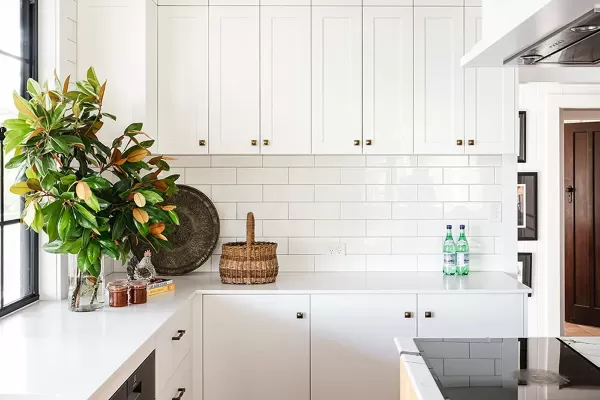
443,253,456,266
457,253,469,266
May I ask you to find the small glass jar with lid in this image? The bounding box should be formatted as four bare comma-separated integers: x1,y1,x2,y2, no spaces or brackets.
107,281,129,307
129,280,148,305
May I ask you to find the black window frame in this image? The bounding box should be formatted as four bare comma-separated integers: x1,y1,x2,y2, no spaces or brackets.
0,0,40,318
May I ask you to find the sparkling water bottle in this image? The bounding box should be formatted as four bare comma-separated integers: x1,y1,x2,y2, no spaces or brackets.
442,225,456,275
456,225,470,275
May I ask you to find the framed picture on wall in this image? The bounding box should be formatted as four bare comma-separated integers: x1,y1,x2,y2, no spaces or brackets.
518,252,533,297
518,111,527,163
518,172,538,240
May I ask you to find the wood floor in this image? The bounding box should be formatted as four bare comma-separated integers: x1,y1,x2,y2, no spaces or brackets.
564,322,600,336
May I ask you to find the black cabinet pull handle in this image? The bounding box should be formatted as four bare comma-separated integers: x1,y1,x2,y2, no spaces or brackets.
425,311,432,318
171,330,186,340
172,388,186,400
297,312,304,319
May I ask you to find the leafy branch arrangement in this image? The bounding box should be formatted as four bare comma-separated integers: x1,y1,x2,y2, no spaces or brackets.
2,67,179,306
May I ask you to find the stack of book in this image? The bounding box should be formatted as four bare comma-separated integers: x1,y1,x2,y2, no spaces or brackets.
147,278,175,296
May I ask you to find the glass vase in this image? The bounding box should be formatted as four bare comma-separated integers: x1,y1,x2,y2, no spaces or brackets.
68,254,105,312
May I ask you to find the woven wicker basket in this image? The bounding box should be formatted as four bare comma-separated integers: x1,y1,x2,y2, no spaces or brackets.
219,212,279,284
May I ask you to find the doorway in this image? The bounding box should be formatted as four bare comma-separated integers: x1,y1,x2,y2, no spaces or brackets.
563,115,600,333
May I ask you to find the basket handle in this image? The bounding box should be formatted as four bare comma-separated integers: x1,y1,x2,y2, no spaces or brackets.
246,212,255,246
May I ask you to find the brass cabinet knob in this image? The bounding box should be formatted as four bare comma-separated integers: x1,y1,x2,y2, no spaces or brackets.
251,140,257,146
366,139,372,146
199,140,206,146
354,140,361,146
468,139,475,146
424,311,432,318
297,312,304,319
404,312,412,319
456,139,463,146
263,139,270,146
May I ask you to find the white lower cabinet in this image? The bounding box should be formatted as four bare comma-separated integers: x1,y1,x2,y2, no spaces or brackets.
202,295,310,400
157,353,192,400
311,294,417,400
417,294,524,338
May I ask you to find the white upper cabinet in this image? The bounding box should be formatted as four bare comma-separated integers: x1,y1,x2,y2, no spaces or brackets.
465,0,482,5
363,0,411,5
414,7,464,154
261,0,309,6
157,0,207,4
260,7,311,154
415,0,464,5
157,6,208,155
363,7,413,154
208,6,260,154
312,0,361,6
464,7,516,154
312,7,362,155
210,0,258,6
78,0,157,148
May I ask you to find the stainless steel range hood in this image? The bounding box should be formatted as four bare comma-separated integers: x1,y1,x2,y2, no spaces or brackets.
462,0,600,68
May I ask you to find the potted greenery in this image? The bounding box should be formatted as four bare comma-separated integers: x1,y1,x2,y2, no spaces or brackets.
2,68,180,311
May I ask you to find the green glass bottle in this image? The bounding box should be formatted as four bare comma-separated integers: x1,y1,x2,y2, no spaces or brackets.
456,225,469,275
442,225,456,275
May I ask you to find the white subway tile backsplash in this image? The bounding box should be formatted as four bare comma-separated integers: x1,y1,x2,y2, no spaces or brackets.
289,238,339,255
315,220,366,237
315,185,366,202
470,185,502,201
418,220,465,237
393,203,444,220
289,168,340,184
342,203,391,220
214,203,237,220
366,255,417,271
165,155,210,168
263,220,314,237
427,358,444,377
289,203,340,220
240,237,289,254
443,359,495,376
190,185,212,197
418,155,468,167
444,168,496,184
469,221,502,236
210,155,262,167
469,155,502,167
212,185,262,202
469,343,502,358
237,203,288,220
392,168,443,184
315,255,366,271
469,237,495,254
494,237,503,254
366,185,417,202
367,220,418,237
341,168,391,184
470,255,503,271
161,168,185,182
366,155,417,167
340,238,391,255
315,155,366,167
469,376,502,387
278,255,315,272
417,255,442,271
262,155,314,167
237,168,288,184
186,168,236,185
495,167,502,184
418,342,469,359
213,238,235,255
495,359,502,376
263,185,314,202
444,203,501,221
438,376,470,388
418,185,468,202
221,220,263,237
392,238,439,255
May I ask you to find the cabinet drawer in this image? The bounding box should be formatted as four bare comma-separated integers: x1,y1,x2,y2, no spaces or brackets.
417,294,524,338
156,300,192,393
157,353,192,400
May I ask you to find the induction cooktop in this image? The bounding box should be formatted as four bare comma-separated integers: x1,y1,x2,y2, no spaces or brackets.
413,338,600,400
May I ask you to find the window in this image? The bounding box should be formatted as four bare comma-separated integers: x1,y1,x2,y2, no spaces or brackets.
0,0,39,317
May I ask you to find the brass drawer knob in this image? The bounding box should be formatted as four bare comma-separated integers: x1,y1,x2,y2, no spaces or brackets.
424,311,432,318
456,139,463,146
404,312,412,319
251,140,257,146
366,139,372,146
263,139,270,146
468,139,475,146
199,140,206,146
297,312,304,319
354,139,361,146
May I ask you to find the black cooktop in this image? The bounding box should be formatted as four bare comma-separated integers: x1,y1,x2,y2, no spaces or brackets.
413,338,600,400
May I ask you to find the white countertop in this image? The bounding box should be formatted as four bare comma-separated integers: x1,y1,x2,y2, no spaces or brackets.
0,272,530,399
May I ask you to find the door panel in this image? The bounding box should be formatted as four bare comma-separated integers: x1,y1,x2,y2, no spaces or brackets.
158,6,208,155
312,7,362,154
363,7,413,154
564,122,600,327
209,6,260,154
260,7,311,154
311,294,417,400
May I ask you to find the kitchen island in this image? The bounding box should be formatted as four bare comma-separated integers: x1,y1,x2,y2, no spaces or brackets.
396,336,600,400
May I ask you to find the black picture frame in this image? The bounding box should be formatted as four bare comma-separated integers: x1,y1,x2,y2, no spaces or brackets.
518,172,538,240
518,253,533,297
518,111,527,163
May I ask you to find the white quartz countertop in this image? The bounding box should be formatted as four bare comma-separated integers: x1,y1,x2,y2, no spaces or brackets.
0,271,529,399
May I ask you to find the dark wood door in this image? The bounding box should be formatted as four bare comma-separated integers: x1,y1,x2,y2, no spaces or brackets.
564,122,600,327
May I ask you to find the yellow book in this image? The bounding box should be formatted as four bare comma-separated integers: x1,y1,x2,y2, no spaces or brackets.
147,283,175,296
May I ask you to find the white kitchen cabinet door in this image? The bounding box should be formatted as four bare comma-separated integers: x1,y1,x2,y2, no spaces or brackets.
260,7,311,154
312,7,362,155
417,294,525,338
464,7,516,155
363,7,413,154
209,6,260,154
414,7,464,154
157,354,192,400
78,0,157,148
203,295,310,400
311,294,417,400
158,6,208,155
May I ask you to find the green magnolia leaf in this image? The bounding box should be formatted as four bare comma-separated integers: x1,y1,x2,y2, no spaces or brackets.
84,192,100,212
81,229,91,248
87,241,101,264
134,219,149,237
73,203,98,229
139,140,154,148
102,112,117,121
60,192,75,200
87,67,100,91
88,260,101,278
167,210,179,225
41,174,57,191
43,240,65,254
27,79,41,97
111,213,127,241
138,190,163,204
77,249,90,272
67,238,83,255
49,137,70,155
3,129,30,153
82,176,111,189
31,203,45,233
5,153,27,169
60,135,84,148
60,174,77,186
2,119,29,130
25,167,37,179
46,207,61,241
124,122,143,134
98,239,120,260
58,207,75,240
